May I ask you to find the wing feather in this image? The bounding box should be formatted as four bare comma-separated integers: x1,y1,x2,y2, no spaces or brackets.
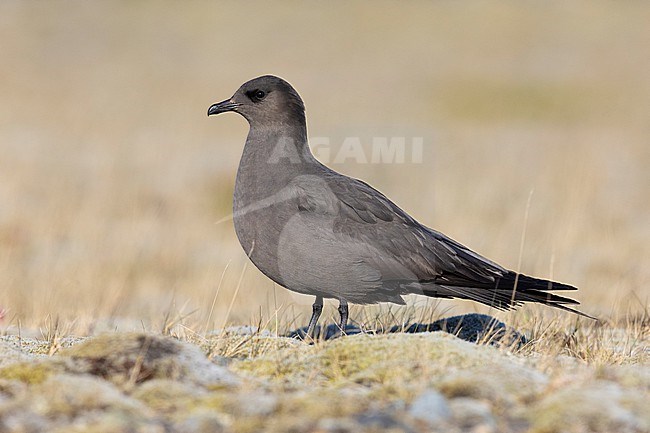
290,172,507,285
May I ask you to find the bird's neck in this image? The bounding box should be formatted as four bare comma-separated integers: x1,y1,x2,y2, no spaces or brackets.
235,123,320,204
247,122,316,162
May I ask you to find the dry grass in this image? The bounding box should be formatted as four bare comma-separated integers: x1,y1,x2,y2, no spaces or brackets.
515,305,650,365
0,2,648,366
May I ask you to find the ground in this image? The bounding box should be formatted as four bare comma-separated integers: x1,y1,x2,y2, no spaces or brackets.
0,314,648,433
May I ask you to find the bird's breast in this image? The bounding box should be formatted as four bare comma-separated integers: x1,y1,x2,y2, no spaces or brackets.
232,175,300,286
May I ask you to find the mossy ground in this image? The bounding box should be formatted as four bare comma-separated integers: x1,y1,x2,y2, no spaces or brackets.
1,327,647,433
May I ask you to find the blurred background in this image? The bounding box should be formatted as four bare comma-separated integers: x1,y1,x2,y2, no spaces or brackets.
0,1,648,335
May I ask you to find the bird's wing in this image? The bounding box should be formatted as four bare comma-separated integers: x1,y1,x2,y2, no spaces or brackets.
288,172,588,316
289,173,507,285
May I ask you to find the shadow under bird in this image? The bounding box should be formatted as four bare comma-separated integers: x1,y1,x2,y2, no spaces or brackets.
208,75,592,338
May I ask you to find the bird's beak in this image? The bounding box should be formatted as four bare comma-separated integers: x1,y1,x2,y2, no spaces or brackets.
207,99,238,116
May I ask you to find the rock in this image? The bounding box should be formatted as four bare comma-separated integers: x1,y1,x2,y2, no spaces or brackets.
60,333,239,388
173,409,229,433
29,373,149,417
316,417,363,432
400,314,527,347
130,379,236,430
356,410,415,431
449,398,496,432
235,332,527,390
49,412,167,433
0,333,246,432
0,410,49,433
131,379,207,414
258,388,372,433
408,389,452,425
528,380,649,433
0,360,59,385
436,362,547,407
286,313,527,347
0,339,43,367
286,323,364,340
0,325,646,433
233,392,278,417
0,373,165,433
597,364,650,390
0,335,86,357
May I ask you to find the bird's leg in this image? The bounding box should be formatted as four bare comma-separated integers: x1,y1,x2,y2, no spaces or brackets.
337,299,349,336
306,296,323,340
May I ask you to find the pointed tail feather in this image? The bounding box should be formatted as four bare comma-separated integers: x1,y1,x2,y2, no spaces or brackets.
422,272,595,319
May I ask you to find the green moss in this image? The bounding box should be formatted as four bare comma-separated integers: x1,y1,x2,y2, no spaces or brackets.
233,333,496,391
0,362,55,384
193,392,230,412
234,358,287,378
131,379,204,414
281,388,369,418
135,385,248,417
231,343,318,384
319,333,494,385
231,418,267,433
320,336,380,379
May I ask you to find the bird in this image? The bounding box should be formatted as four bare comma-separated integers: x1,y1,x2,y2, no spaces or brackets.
207,75,592,339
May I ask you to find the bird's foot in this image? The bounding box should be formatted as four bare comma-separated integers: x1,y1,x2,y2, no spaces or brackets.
287,323,362,341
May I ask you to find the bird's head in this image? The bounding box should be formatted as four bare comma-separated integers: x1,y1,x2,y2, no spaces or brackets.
208,75,305,127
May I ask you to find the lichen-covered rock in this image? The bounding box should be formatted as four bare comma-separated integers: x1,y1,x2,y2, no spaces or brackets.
527,381,649,433
0,333,243,433
231,392,279,417
393,313,527,347
0,361,58,385
449,397,497,432
131,379,207,415
233,332,525,393
0,373,163,433
408,389,451,425
0,409,49,433
60,333,239,388
172,409,228,433
0,340,42,368
0,335,86,357
25,374,151,418
436,361,547,406
47,413,167,433
287,313,527,347
0,328,647,433
596,364,650,390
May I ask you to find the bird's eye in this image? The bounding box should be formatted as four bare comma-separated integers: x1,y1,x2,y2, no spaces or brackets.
246,89,268,103
247,90,267,102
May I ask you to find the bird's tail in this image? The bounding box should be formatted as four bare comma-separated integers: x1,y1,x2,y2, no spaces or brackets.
423,272,595,319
